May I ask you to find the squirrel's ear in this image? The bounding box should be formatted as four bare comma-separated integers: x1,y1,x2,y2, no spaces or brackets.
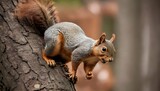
95,33,106,46
110,34,116,43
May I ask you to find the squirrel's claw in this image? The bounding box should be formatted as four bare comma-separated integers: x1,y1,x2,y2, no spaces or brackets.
106,57,113,62
46,59,56,67
65,72,71,77
69,74,77,84
86,72,93,80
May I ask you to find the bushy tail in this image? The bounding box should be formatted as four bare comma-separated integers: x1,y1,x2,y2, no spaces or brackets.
15,0,59,34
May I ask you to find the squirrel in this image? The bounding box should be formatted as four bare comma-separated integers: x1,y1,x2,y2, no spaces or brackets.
15,0,116,84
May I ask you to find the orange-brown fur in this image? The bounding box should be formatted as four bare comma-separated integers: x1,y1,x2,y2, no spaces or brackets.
15,0,59,33
48,32,63,57
42,32,72,65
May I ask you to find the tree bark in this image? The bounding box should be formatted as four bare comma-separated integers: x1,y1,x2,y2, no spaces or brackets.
0,0,76,91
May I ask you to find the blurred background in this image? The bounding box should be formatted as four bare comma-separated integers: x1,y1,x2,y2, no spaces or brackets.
55,0,160,91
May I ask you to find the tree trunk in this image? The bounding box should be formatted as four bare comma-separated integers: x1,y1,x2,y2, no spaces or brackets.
114,0,142,90
0,0,76,91
141,0,160,91
115,0,160,91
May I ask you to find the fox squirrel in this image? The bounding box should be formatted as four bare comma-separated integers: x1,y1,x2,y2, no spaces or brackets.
15,0,116,84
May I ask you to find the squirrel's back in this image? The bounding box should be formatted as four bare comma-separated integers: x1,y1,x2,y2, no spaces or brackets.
44,22,92,50
45,22,85,38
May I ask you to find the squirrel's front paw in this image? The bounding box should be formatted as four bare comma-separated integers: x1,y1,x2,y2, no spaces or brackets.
69,74,77,84
86,72,93,80
46,59,56,67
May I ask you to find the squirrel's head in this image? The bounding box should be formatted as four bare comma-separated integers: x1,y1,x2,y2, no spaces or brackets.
93,33,116,64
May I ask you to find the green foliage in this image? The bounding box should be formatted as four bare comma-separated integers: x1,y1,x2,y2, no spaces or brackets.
102,16,115,36
55,0,82,6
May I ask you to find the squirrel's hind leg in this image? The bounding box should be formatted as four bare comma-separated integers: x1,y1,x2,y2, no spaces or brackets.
42,32,63,66
42,49,56,66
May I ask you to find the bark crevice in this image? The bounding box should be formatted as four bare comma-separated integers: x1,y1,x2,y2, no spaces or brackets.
0,0,76,90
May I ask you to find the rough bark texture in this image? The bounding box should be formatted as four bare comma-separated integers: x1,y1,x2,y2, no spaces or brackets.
0,0,76,91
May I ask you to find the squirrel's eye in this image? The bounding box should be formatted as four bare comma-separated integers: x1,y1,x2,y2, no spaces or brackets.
102,47,107,52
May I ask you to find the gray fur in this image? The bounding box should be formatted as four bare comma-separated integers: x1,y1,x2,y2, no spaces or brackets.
44,29,59,56
71,39,94,62
44,40,56,55
44,22,95,59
